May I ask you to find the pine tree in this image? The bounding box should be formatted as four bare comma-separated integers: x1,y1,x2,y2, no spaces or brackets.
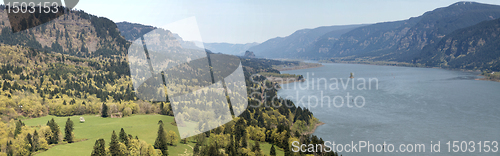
6,141,13,156
193,144,200,155
283,134,291,156
91,139,106,156
252,141,261,153
270,144,276,156
14,120,24,138
109,130,120,156
119,128,129,148
241,133,248,148
26,133,33,152
48,118,60,144
154,120,168,156
101,103,109,118
64,118,74,143
32,130,39,152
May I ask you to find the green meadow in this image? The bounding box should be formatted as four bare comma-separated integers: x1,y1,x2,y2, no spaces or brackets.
22,115,283,156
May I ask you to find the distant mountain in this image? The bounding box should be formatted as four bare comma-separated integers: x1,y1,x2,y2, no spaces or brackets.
308,1,500,62
416,17,500,71
248,24,365,58
203,42,259,56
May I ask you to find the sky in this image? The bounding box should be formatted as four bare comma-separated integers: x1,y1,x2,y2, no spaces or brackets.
26,0,500,43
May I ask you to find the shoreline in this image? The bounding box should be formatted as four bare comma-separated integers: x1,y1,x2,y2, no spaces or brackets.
276,63,324,71
320,60,500,83
302,122,325,135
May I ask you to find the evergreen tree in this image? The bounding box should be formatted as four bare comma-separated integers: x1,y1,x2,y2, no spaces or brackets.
48,118,60,144
270,144,276,156
26,133,33,152
32,130,39,152
119,128,129,148
154,120,169,156
91,139,106,156
283,134,291,156
193,144,200,155
241,133,248,148
14,120,24,138
101,103,109,117
252,141,261,153
109,130,120,156
6,141,13,156
64,118,74,143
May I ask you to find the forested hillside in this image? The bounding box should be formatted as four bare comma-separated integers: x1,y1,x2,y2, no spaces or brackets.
416,17,500,71
0,7,337,156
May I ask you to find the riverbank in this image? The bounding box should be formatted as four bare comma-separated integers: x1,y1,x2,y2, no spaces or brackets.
477,71,500,82
274,62,323,71
320,59,500,83
302,122,325,135
266,76,305,84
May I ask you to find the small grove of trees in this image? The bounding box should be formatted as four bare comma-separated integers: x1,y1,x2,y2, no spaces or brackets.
91,128,160,156
0,119,53,156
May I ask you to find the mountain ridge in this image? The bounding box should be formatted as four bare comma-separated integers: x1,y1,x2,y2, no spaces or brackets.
248,24,366,58
305,1,500,62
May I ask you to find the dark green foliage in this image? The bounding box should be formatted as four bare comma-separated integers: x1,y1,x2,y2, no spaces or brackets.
154,120,168,156
47,118,60,144
25,133,33,153
252,141,261,153
64,118,74,143
101,103,108,118
14,120,24,138
119,128,129,148
200,143,223,156
6,140,13,156
193,144,200,155
270,144,276,156
241,133,248,148
32,130,39,151
109,130,119,156
225,136,236,156
91,138,106,156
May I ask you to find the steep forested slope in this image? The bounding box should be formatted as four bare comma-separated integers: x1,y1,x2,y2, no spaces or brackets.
417,17,500,71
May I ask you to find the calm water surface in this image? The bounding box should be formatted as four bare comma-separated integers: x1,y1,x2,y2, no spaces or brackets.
278,63,500,156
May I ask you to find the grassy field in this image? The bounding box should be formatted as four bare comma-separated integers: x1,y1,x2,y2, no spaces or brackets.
249,140,285,156
23,115,284,156
23,115,194,156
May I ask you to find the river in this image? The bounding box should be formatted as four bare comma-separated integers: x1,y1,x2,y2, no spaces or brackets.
278,63,500,156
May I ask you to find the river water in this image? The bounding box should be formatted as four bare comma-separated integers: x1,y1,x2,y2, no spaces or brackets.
278,63,500,156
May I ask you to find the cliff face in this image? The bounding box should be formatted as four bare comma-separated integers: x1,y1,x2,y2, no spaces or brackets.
417,18,500,71
306,2,500,62
0,7,129,59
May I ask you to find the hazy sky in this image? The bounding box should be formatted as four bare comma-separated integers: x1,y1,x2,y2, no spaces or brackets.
60,0,500,43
